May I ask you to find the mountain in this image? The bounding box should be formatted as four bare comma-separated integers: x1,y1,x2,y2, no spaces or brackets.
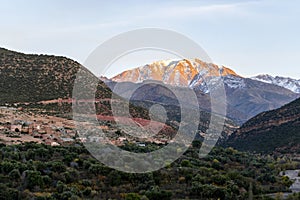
112,58,238,88
109,58,299,124
226,97,300,154
222,76,299,124
251,74,300,93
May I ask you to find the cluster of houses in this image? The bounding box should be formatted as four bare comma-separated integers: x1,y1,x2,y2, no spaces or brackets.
0,118,77,146
0,106,77,146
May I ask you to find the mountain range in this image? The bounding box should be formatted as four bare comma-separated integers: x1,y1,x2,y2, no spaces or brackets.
111,58,300,94
109,58,300,124
251,74,300,93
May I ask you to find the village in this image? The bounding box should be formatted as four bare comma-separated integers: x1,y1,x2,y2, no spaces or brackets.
0,106,78,146
0,105,169,147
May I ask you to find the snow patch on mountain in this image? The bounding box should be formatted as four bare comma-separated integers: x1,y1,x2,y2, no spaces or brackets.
252,75,300,93
190,74,245,93
223,75,246,89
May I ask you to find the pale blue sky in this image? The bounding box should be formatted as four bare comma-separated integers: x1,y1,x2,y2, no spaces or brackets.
0,0,299,78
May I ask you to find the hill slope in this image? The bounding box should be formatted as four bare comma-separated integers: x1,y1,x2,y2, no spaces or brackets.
226,97,300,154
0,48,111,103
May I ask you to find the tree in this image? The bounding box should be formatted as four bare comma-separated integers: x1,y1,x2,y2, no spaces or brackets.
50,161,66,173
181,159,192,167
0,161,15,173
23,170,44,190
8,169,21,180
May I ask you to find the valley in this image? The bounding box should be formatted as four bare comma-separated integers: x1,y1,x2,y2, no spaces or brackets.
0,48,300,199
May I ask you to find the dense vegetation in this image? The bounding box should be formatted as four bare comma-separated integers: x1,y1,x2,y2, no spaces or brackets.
0,142,296,200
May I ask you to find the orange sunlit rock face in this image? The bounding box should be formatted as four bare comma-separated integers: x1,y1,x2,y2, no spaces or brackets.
112,58,239,87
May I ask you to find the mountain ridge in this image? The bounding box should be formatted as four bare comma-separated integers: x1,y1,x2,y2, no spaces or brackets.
0,47,111,103
111,58,300,95
251,74,300,93
226,97,300,154
112,58,240,88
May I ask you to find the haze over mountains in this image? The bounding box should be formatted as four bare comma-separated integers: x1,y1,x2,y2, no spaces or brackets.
108,58,300,124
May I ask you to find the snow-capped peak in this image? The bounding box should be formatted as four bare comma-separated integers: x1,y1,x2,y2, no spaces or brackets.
111,58,239,88
251,74,274,84
251,74,300,93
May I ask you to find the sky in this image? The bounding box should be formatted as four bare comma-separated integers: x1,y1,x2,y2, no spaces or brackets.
0,0,299,79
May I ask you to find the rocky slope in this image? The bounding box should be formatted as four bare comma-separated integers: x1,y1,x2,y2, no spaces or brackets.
226,97,300,154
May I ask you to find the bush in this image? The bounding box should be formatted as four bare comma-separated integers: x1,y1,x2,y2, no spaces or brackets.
145,187,172,200
181,159,192,167
125,193,142,200
8,169,21,180
24,170,44,190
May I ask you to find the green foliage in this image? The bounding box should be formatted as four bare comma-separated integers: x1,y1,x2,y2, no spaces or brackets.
50,161,66,173
8,169,21,180
145,187,172,200
24,170,44,190
0,160,15,173
181,159,192,167
0,183,18,200
0,142,292,199
125,193,142,200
